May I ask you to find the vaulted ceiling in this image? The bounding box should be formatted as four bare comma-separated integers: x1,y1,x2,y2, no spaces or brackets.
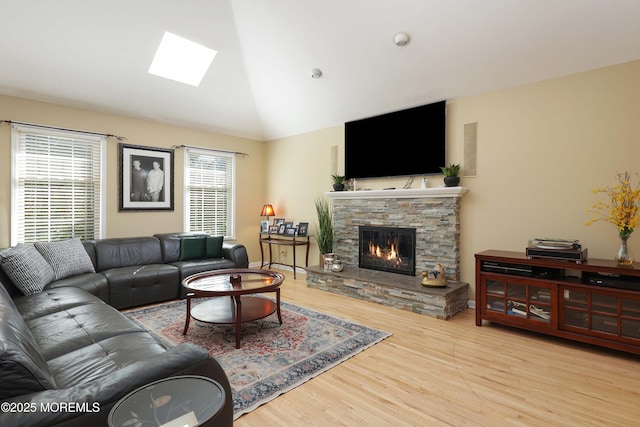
1,1,639,141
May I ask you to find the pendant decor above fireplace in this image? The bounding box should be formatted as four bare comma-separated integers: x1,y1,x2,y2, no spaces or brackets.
359,226,416,276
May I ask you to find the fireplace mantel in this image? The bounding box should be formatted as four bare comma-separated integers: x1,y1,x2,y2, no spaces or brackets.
325,187,468,200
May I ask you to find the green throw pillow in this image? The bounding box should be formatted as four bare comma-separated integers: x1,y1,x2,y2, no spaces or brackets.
206,236,224,259
179,236,207,261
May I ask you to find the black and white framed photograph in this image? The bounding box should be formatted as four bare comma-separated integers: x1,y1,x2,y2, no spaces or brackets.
260,220,269,233
268,225,279,234
277,223,287,235
119,144,174,211
273,218,285,226
297,222,309,237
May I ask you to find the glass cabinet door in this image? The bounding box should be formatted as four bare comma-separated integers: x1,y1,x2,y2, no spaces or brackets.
621,299,640,340
485,279,506,314
561,287,640,343
561,288,589,329
591,294,618,334
483,277,552,325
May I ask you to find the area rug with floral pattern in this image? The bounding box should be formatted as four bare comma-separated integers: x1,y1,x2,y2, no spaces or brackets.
124,297,391,419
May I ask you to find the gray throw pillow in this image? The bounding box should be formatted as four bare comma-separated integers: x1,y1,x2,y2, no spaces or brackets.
34,238,96,280
0,244,55,295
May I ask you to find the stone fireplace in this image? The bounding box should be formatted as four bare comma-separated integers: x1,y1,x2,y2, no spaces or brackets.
306,187,469,319
331,187,466,279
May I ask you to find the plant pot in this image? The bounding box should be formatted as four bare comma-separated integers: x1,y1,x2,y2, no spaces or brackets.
443,176,460,187
332,183,345,191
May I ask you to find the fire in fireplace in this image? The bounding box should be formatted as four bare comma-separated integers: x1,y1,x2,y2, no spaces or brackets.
359,226,416,276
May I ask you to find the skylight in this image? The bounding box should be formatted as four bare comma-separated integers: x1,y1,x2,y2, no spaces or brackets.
148,32,217,87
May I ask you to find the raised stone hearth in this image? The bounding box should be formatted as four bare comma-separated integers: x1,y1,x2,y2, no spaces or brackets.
307,265,468,319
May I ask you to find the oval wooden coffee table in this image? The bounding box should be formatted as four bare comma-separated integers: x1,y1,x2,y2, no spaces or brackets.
182,268,285,348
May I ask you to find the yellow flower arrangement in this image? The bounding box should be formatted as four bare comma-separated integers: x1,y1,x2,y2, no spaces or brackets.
586,172,640,239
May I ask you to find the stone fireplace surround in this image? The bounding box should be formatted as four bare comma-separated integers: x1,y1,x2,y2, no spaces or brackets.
306,187,469,319
330,187,467,279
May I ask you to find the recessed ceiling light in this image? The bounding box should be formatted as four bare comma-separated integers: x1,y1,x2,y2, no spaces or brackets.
148,32,217,87
393,32,410,46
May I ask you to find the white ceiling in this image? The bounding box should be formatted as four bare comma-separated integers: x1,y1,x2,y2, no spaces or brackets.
1,0,639,141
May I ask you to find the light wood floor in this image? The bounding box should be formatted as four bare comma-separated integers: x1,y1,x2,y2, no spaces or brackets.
234,269,640,427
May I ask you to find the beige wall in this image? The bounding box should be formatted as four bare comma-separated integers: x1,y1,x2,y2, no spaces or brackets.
0,95,266,262
266,59,640,300
2,59,639,300
262,126,343,267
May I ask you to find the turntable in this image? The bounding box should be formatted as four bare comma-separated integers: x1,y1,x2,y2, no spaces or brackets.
526,238,587,263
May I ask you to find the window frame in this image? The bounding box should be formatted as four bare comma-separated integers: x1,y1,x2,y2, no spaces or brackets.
183,147,236,239
11,124,106,245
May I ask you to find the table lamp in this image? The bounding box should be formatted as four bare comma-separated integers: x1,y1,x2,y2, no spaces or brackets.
260,204,275,222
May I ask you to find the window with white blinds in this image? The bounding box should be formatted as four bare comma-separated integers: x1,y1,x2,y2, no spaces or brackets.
11,124,105,244
185,148,235,237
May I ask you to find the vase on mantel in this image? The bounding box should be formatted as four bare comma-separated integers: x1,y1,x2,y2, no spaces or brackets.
615,235,634,266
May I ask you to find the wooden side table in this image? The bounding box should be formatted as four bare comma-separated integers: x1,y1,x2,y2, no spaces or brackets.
259,233,310,279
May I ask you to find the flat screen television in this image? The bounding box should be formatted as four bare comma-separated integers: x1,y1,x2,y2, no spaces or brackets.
344,100,446,180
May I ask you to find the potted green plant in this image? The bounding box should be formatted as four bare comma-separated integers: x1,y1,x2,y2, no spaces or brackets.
314,196,334,266
331,174,346,191
440,163,461,187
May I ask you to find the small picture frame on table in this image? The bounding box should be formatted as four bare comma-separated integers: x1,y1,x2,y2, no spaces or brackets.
268,225,279,234
273,218,285,226
277,223,287,235
260,220,269,233
297,222,309,237
285,226,297,237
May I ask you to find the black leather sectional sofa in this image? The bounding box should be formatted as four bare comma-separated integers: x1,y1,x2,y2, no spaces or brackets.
0,232,249,426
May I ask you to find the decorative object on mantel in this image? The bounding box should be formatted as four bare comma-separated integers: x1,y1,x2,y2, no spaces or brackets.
314,196,334,266
331,257,344,272
322,253,335,271
331,174,346,191
586,171,640,265
421,263,447,287
440,163,461,187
